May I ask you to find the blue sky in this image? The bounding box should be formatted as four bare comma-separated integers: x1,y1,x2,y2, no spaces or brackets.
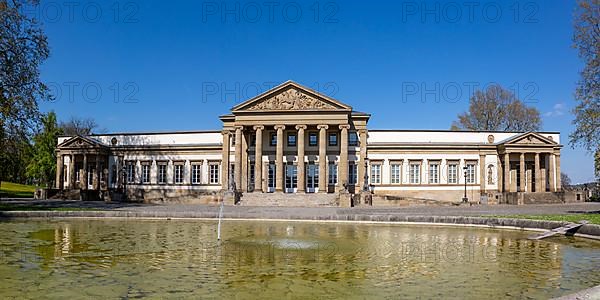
34,0,595,183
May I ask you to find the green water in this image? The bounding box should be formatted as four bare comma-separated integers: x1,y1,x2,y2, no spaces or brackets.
0,219,599,299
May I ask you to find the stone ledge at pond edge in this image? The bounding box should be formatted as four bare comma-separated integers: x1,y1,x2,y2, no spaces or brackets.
1,210,600,239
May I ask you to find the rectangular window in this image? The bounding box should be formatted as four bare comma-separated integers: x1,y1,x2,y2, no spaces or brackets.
191,164,201,184
249,134,256,147
249,163,255,191
448,163,458,184
390,164,402,184
111,165,117,184
349,132,359,146
309,132,318,146
174,164,183,184
348,163,358,185
126,161,135,183
158,164,167,184
287,133,296,147
268,164,275,189
466,163,476,184
328,163,337,185
75,163,80,183
429,162,439,184
209,163,220,184
409,163,421,184
142,164,150,184
328,133,338,146
270,133,277,146
370,164,381,184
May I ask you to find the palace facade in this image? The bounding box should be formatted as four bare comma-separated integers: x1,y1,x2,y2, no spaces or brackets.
54,81,571,206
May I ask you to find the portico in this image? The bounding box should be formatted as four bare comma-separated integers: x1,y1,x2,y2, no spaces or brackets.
219,81,369,194
497,133,562,194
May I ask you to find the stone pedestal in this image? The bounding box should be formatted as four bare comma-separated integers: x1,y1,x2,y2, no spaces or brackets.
353,191,373,207
339,191,351,207
222,190,237,206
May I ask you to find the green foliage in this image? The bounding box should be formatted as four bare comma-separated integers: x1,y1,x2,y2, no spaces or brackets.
26,112,61,187
570,0,599,179
1,0,51,184
451,84,542,132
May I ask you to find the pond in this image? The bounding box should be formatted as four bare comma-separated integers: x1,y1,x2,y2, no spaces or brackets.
0,219,599,299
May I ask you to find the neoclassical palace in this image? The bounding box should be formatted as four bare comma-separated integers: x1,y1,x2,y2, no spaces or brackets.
54,81,571,206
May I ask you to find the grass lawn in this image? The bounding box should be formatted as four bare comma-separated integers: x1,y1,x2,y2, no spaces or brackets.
0,181,37,198
489,214,600,225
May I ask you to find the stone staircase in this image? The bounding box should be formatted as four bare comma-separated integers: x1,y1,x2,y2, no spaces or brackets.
238,192,339,207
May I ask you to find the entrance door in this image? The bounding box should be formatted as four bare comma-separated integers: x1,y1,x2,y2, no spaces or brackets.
306,163,319,193
267,163,275,193
285,163,297,193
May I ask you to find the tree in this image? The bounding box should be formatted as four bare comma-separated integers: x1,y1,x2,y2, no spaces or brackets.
570,0,600,179
59,116,105,136
1,0,50,186
561,172,572,190
26,111,61,187
451,84,542,131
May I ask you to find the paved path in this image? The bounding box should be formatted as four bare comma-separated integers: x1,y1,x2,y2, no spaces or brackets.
2,199,599,217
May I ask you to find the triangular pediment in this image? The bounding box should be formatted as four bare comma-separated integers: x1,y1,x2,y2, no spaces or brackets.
501,132,557,146
232,81,352,112
57,135,107,149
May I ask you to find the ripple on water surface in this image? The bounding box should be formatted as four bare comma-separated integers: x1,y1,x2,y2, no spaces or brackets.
0,219,599,299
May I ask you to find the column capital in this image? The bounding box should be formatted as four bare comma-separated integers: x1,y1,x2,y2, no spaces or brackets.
295,124,307,130
317,124,329,130
235,126,244,131
274,125,286,130
253,125,265,131
221,130,231,136
358,129,368,134
339,124,351,130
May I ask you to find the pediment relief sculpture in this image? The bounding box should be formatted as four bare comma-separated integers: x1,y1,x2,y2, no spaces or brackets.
514,135,545,145
246,88,337,111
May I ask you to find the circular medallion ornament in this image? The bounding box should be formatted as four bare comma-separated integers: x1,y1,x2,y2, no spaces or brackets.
111,137,118,145
487,134,495,143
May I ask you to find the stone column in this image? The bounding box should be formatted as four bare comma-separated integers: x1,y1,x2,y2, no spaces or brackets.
339,125,350,191
296,125,307,193
497,156,503,192
358,129,368,191
317,125,328,193
549,153,556,192
234,126,243,191
82,154,88,190
241,131,248,192
55,154,64,189
479,154,485,193
504,153,510,192
275,125,286,192
534,153,541,192
540,154,547,192
253,125,264,192
95,156,100,190
221,130,230,190
69,154,76,189
555,153,561,192
519,153,525,192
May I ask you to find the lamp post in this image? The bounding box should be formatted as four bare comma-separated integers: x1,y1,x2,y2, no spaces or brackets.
363,158,370,192
121,164,127,201
462,166,468,203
